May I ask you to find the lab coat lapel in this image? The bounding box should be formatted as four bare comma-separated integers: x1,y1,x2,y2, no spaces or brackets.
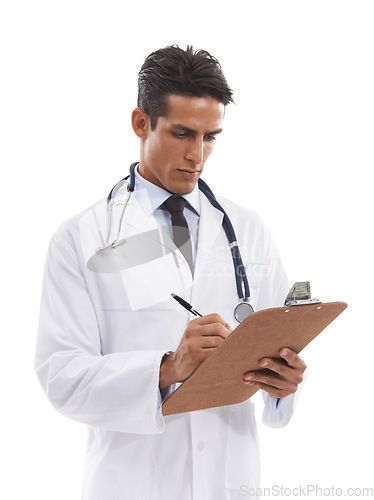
115,193,158,234
111,190,193,310
112,191,176,253
193,192,224,286
190,193,239,323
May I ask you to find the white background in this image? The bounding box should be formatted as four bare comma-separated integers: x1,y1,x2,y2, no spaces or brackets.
1,1,373,498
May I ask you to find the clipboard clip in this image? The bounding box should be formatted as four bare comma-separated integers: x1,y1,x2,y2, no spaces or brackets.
284,281,321,306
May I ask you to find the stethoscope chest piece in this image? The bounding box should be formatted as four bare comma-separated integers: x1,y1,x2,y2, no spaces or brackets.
234,301,254,323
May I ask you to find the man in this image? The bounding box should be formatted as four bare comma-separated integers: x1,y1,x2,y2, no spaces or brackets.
35,45,305,500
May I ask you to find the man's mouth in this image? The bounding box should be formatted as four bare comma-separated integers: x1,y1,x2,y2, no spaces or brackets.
177,169,200,175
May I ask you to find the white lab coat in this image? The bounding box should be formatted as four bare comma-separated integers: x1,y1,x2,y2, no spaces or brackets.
35,183,296,500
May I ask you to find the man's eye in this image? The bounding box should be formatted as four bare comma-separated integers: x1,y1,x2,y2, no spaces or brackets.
173,132,188,139
205,135,217,141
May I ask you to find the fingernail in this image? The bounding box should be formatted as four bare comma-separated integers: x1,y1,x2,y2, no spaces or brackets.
259,360,269,367
281,349,288,357
244,373,254,381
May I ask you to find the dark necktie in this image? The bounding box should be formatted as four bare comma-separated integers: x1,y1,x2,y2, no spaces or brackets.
163,196,193,273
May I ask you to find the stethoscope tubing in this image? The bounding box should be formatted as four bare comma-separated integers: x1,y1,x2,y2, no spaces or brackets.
197,178,250,301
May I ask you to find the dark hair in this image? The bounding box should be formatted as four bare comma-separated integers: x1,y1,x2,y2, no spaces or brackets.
137,45,234,129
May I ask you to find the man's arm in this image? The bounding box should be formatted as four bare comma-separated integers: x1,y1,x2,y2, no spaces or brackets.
35,225,169,435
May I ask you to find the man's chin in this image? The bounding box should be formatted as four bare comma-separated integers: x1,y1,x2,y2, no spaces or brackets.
167,183,198,195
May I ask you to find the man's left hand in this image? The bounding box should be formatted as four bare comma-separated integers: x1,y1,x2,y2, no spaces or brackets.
243,348,306,399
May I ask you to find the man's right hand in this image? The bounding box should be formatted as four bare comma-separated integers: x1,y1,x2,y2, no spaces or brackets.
159,313,232,390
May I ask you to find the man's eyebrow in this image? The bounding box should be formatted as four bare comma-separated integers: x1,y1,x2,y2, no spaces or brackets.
171,124,223,135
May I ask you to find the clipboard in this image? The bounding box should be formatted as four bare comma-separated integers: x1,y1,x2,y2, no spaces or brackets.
162,295,347,416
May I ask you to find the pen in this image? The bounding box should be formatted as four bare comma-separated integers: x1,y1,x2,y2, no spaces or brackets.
171,293,203,317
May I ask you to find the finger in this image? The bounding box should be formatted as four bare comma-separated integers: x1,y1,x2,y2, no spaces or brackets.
198,334,227,349
279,348,306,371
243,370,282,390
257,357,290,377
243,381,290,399
243,371,297,395
192,313,233,332
255,359,304,387
257,356,305,381
195,322,232,340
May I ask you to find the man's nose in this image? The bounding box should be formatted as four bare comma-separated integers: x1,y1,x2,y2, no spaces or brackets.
185,137,204,165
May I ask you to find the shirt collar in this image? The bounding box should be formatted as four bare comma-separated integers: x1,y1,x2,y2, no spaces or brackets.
134,165,201,217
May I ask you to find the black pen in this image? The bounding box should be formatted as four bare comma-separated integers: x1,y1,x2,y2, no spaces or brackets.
171,293,203,317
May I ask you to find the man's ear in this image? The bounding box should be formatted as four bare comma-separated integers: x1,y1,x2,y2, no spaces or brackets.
131,108,151,139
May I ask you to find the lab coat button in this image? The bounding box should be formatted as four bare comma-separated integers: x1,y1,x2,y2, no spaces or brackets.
197,441,204,452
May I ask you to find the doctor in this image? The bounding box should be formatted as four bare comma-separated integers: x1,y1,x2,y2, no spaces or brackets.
35,45,306,500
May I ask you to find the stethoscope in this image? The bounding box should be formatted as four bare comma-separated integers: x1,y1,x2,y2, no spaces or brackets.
100,162,254,323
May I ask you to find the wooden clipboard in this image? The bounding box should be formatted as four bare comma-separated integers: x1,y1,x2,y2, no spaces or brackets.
162,301,347,416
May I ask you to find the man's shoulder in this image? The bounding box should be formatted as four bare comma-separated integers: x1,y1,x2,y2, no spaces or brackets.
51,198,106,243
216,195,265,226
212,195,275,247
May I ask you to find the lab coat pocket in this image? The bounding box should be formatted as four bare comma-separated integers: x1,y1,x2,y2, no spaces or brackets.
121,251,193,310
225,401,261,491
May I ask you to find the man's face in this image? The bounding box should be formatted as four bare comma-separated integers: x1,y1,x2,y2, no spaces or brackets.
137,95,225,195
